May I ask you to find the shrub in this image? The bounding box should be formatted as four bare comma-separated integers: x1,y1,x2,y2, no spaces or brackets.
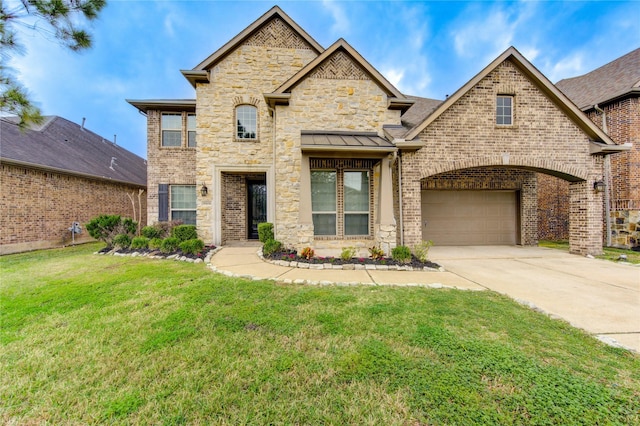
113,234,132,249
340,246,357,261
172,225,198,242
86,215,138,248
131,236,150,249
413,240,433,263
369,245,385,260
262,239,282,256
258,223,274,243
179,239,205,255
300,247,314,260
149,238,163,250
160,237,180,254
391,245,412,263
141,225,163,239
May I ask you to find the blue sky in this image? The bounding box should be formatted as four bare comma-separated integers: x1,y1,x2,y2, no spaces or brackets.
8,0,640,158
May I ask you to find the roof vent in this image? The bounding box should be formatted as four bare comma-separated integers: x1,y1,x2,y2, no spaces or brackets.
109,157,118,170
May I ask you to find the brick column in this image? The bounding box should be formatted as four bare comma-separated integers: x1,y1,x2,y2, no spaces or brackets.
569,179,604,255
401,154,422,248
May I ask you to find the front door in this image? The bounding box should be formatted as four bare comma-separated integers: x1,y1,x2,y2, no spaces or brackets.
247,180,267,239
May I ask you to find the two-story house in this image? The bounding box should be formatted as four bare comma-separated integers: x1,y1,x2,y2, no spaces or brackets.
128,6,626,256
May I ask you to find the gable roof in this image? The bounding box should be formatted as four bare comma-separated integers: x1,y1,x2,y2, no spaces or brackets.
265,38,413,111
403,46,616,147
182,6,324,87
555,47,640,110
1,116,147,187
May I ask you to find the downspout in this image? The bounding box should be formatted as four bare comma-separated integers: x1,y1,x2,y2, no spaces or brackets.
397,150,404,246
594,104,612,247
268,105,277,240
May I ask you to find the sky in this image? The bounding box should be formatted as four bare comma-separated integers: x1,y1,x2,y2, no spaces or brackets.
6,0,640,158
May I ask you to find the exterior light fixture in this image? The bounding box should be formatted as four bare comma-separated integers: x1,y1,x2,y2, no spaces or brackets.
593,180,605,193
200,183,208,197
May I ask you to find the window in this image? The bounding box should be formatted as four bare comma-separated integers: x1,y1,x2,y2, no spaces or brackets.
187,114,196,147
311,171,337,235
236,105,257,139
311,169,370,237
162,113,182,146
344,171,369,235
496,95,513,125
170,185,196,225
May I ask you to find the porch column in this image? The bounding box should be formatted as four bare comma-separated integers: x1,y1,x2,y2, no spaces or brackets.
376,155,396,253
569,179,604,255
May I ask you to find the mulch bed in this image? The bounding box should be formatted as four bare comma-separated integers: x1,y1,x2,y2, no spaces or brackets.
266,249,440,269
98,246,216,261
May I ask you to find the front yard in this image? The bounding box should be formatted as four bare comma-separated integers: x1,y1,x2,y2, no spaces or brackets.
1,244,639,424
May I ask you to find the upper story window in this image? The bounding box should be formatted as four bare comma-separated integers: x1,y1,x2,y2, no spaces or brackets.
236,105,257,140
496,95,513,126
161,113,182,146
187,114,196,147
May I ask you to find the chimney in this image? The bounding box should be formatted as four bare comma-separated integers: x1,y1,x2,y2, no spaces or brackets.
113,134,117,144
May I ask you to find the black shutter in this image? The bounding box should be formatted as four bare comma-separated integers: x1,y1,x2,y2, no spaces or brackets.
158,184,169,222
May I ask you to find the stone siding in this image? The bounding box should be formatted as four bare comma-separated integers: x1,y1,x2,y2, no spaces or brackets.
1,163,146,254
274,52,401,250
402,59,603,255
195,35,319,244
611,210,640,249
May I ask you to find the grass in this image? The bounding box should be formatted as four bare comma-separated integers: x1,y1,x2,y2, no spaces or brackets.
539,240,640,264
1,243,639,425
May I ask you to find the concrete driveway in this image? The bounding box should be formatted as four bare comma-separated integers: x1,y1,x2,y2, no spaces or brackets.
429,246,640,353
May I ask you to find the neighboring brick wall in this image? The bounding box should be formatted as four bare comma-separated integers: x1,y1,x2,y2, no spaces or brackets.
0,163,147,254
402,59,603,255
146,110,196,224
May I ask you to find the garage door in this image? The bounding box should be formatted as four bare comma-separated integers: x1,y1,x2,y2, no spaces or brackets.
421,190,518,245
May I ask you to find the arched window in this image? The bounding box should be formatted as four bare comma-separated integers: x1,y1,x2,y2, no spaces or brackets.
236,105,257,140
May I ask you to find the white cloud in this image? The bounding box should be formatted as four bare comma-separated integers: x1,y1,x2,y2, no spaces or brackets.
384,68,405,89
546,51,586,82
322,0,350,36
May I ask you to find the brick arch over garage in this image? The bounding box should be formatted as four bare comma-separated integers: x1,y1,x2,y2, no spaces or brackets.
415,155,589,183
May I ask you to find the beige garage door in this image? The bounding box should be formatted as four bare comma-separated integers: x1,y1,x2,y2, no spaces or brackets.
421,190,518,245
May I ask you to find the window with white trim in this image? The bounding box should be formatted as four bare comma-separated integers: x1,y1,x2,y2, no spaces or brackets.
187,114,196,147
161,113,182,146
236,105,257,140
311,169,370,237
496,95,513,126
170,185,196,225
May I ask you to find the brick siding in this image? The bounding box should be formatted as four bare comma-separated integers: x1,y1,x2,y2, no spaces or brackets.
1,163,147,254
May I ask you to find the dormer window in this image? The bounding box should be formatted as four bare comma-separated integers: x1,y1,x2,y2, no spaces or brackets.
236,105,257,140
496,95,513,126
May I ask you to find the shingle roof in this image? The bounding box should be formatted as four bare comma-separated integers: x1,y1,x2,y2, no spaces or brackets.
1,116,147,187
556,48,640,110
400,95,443,130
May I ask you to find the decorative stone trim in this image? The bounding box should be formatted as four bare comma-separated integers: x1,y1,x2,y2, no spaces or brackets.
96,248,219,264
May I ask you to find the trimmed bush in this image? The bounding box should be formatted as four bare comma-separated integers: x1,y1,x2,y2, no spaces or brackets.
86,215,138,248
262,238,282,256
131,236,150,249
149,238,163,250
141,226,163,239
113,234,132,249
391,245,412,263
413,240,433,263
179,239,205,255
160,237,180,254
257,223,274,243
171,225,198,242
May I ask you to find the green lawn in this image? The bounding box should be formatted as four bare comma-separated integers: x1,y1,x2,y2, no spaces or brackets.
539,240,640,264
1,244,639,425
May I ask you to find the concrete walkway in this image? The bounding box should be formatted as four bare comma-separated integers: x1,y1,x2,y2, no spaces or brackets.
208,245,640,353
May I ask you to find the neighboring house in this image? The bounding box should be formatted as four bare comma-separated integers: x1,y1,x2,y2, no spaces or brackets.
0,116,147,254
538,48,639,249
129,6,626,256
